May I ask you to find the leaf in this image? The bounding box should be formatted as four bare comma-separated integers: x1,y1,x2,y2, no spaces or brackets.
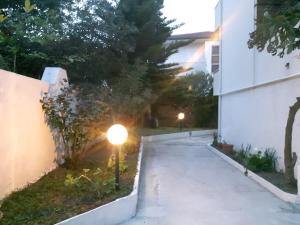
24,0,36,13
0,14,7,22
83,169,90,173
93,168,102,175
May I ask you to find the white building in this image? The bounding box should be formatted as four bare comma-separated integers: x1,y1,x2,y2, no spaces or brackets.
214,0,300,173
166,32,219,76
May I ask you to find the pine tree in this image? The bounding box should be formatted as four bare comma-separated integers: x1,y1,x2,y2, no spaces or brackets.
117,0,189,94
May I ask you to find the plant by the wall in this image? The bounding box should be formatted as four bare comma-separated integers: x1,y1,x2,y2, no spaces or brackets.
64,168,114,198
234,145,278,173
246,151,264,172
40,82,88,167
262,148,278,172
234,144,251,165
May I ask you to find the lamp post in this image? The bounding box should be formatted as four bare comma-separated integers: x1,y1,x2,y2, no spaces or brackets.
107,124,128,191
178,113,185,131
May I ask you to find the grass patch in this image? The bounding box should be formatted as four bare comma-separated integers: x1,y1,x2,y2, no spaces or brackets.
138,127,202,136
0,142,139,225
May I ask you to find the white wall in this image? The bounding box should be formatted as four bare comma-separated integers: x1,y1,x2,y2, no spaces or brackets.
220,77,300,173
215,0,300,175
166,39,208,75
217,0,300,92
215,1,221,29
219,0,255,92
0,68,67,199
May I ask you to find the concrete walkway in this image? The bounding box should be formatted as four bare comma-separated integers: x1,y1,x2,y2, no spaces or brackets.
121,135,300,225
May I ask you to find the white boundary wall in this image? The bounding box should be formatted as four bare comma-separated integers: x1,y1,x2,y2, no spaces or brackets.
0,68,67,199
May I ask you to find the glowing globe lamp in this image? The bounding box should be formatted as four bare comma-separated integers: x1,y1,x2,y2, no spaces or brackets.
107,124,128,146
106,124,128,191
178,113,185,120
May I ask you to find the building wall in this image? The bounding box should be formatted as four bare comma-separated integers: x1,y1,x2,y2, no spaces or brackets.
220,77,300,173
220,0,255,92
215,0,300,174
0,68,66,199
166,39,208,75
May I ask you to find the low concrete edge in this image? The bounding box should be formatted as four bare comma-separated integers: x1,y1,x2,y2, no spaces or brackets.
144,129,217,142
55,137,145,225
207,144,298,204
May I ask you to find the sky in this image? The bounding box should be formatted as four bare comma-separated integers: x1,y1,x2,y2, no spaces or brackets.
162,0,219,35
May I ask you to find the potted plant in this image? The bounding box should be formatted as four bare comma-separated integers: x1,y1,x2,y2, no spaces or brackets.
222,141,234,155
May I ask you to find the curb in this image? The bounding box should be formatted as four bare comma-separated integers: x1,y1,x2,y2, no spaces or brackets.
144,129,217,142
207,144,298,204
56,138,145,225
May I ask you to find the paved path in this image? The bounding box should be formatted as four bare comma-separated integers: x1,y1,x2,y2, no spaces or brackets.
121,135,300,225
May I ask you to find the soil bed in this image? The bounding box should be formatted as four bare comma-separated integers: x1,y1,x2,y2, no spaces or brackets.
213,145,297,194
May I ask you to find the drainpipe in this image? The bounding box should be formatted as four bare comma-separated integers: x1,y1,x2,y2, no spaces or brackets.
253,0,257,85
218,0,224,136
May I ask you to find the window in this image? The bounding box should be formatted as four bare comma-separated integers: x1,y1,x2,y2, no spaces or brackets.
211,45,220,74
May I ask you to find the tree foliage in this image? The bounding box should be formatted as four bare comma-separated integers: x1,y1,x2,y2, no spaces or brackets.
0,0,186,89
117,0,187,93
156,72,213,107
153,72,218,128
101,62,152,124
248,0,300,57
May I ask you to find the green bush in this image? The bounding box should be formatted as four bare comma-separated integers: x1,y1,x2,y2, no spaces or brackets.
262,148,278,172
234,145,277,173
233,144,251,165
247,152,264,172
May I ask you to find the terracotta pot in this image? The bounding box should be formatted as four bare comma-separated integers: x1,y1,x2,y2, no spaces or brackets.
222,144,234,155
217,143,223,150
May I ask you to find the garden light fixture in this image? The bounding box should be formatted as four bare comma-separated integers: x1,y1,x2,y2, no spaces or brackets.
178,113,185,120
107,124,128,146
178,113,185,131
107,124,128,191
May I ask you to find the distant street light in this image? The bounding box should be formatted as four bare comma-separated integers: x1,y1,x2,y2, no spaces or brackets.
107,124,128,191
178,113,185,131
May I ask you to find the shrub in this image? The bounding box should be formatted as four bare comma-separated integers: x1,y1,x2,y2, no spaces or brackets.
64,168,115,198
246,151,264,172
262,148,278,172
41,83,88,167
40,82,106,167
234,144,251,165
234,145,278,173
